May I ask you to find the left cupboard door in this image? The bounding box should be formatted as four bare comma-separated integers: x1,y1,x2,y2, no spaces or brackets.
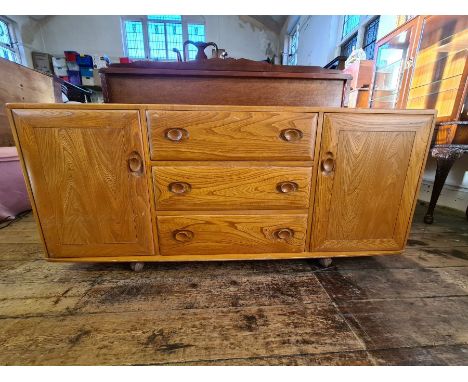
11,108,154,258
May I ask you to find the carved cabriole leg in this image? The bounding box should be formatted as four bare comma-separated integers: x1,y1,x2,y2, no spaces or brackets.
424,146,464,224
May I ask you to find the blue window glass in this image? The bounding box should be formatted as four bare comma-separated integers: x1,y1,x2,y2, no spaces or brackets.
342,15,360,38
148,22,166,60
187,24,205,60
0,19,18,63
363,17,380,60
124,20,145,59
341,33,358,58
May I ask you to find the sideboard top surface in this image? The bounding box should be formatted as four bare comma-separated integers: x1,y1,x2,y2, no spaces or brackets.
6,103,437,116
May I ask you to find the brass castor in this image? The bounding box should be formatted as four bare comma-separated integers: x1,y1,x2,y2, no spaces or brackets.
318,258,332,267
130,262,145,272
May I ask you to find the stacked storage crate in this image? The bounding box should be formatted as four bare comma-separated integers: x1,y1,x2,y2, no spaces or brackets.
52,52,109,88
52,56,68,81
77,54,94,86
64,51,81,86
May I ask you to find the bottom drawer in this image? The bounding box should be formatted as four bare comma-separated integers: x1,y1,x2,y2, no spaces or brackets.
157,213,308,256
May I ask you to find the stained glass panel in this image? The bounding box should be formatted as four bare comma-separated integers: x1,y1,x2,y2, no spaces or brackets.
187,24,205,60
124,20,145,59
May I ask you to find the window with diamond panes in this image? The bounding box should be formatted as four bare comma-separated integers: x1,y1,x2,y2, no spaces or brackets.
363,17,380,60
0,19,18,63
187,24,205,60
342,15,360,38
341,33,358,58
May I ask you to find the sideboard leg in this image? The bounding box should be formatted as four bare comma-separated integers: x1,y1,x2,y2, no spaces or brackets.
318,258,332,267
424,147,463,224
130,262,145,272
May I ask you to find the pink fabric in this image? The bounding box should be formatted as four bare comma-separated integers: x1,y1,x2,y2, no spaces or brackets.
0,147,31,220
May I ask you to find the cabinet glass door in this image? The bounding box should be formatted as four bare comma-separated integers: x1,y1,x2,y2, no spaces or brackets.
370,27,415,108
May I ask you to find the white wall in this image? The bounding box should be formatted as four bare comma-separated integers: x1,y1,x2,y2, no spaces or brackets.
294,16,342,67
205,16,278,60
11,15,279,65
5,15,45,67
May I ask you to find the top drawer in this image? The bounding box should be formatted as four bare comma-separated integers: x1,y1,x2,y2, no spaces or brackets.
147,110,317,160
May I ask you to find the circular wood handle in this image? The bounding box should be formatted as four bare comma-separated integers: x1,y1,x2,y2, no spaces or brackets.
168,182,191,194
321,157,335,174
280,128,303,142
276,181,298,193
173,229,194,242
165,128,189,142
274,228,294,240
127,151,143,175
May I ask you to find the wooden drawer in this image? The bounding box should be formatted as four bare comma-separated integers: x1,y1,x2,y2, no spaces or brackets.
157,213,308,256
153,164,312,210
147,110,317,160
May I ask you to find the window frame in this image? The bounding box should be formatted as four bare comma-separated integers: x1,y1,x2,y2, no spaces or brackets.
342,15,360,39
0,16,21,63
340,32,358,58
120,15,205,61
287,23,299,66
362,16,380,60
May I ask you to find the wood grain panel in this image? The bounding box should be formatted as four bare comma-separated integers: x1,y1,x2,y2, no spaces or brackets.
148,110,317,160
0,57,61,146
157,213,308,256
311,113,434,252
11,109,153,258
153,164,312,210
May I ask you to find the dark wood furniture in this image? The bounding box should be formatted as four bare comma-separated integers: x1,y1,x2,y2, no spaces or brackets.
99,58,351,107
369,15,468,223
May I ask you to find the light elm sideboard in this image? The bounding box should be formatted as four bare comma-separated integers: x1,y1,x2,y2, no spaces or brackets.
7,103,435,271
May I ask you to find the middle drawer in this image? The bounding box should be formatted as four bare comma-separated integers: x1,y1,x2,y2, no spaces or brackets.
152,164,312,210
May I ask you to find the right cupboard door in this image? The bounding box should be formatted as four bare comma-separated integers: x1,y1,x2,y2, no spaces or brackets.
311,113,434,252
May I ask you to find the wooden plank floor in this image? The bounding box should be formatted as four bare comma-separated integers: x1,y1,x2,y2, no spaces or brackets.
0,201,467,365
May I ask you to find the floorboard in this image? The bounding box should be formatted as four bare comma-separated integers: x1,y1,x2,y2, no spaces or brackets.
0,201,467,365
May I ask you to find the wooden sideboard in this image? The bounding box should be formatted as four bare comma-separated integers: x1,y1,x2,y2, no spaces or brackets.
99,58,351,107
7,103,435,270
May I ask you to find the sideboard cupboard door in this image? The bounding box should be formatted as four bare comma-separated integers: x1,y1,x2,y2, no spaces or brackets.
311,113,434,252
11,109,154,258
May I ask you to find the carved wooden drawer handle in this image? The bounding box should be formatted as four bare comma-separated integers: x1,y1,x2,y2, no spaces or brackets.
168,182,191,194
280,128,303,142
276,181,298,193
127,151,143,176
173,229,194,242
274,228,294,240
321,152,335,175
165,128,189,142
